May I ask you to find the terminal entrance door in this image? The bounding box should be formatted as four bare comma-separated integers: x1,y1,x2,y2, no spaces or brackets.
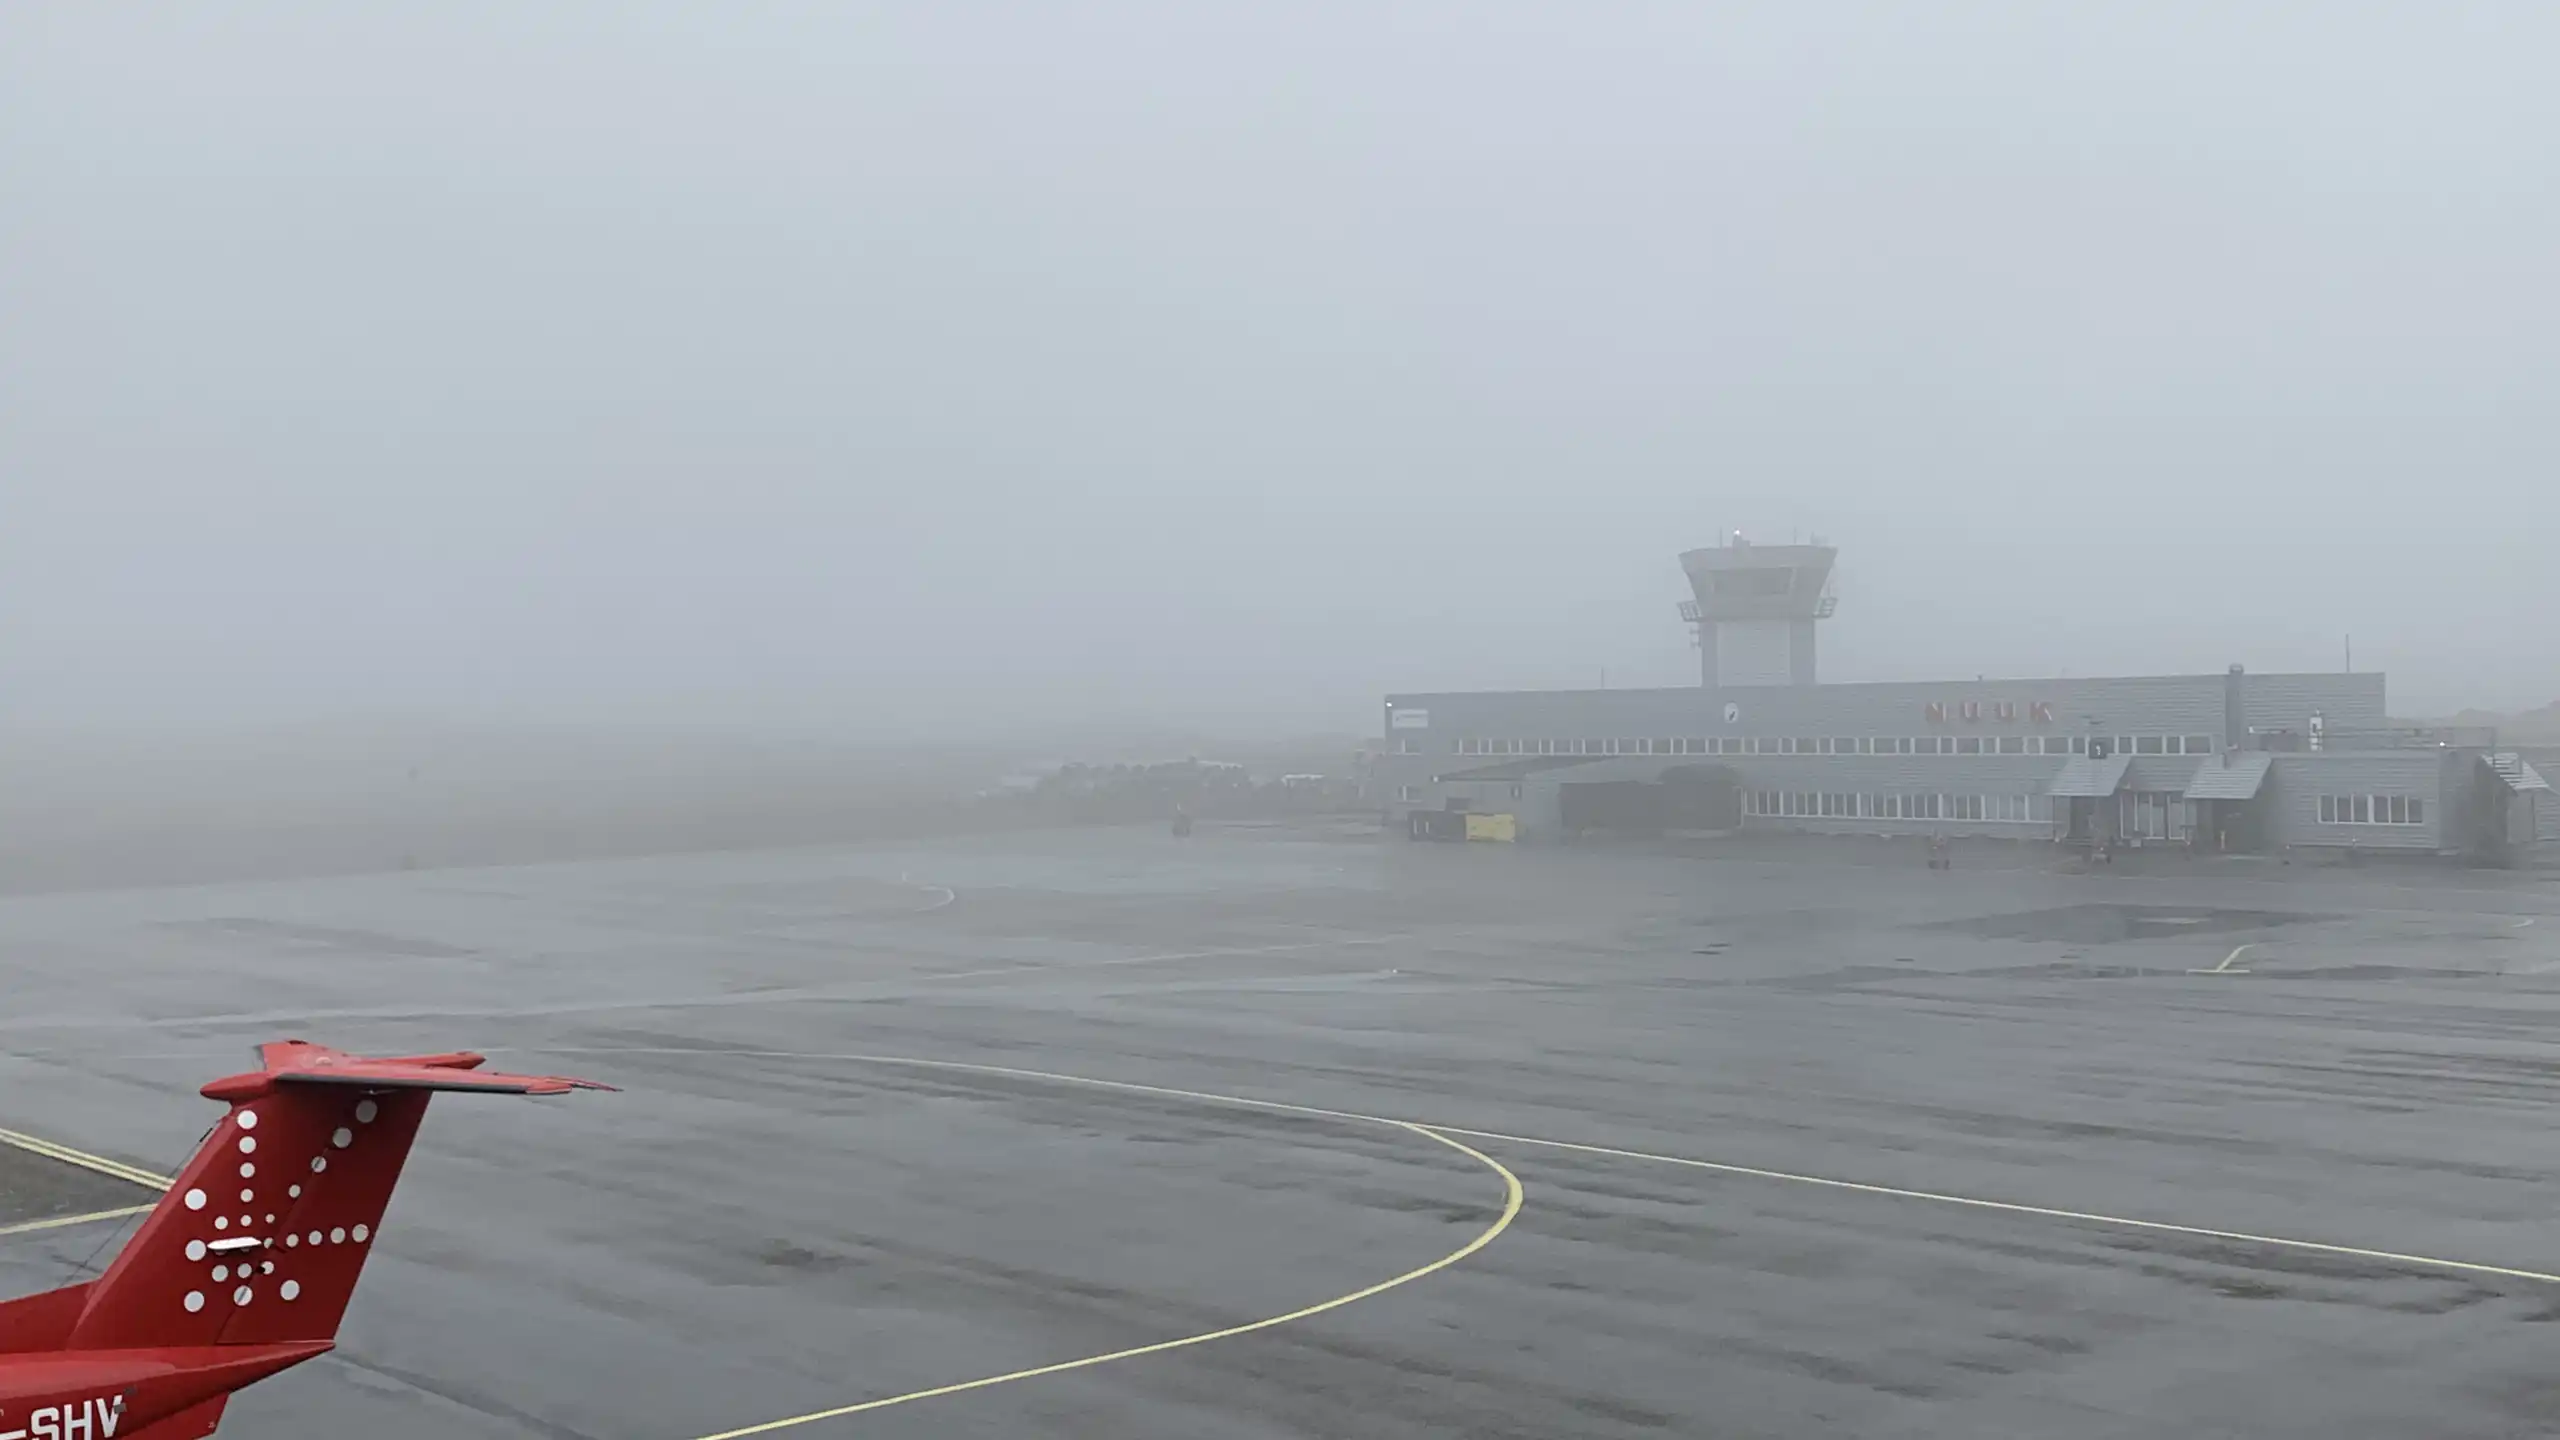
2124,791,2189,844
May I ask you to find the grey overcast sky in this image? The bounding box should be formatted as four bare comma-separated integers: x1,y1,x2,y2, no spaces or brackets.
4,2,2553,740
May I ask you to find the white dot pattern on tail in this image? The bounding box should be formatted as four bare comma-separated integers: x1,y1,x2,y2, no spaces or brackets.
331,1128,352,1149
330,1228,346,1244
356,1100,378,1123
233,1286,251,1306
185,1241,207,1262
281,1280,301,1301
237,1111,257,1130
238,1136,256,1154
183,1190,206,1211
183,1292,204,1313
352,1224,370,1242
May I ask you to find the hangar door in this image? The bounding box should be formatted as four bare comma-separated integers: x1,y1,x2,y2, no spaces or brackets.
1659,764,1742,833
1560,781,1661,834
1559,765,1740,836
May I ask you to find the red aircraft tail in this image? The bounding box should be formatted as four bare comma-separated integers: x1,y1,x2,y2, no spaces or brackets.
52,1041,612,1352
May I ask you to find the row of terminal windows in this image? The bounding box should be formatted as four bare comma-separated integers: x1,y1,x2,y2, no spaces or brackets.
1451,734,2220,759
2318,794,2425,826
1744,792,2049,822
1406,785,2427,829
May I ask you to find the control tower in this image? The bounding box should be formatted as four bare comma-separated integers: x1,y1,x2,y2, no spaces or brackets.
1677,535,1838,688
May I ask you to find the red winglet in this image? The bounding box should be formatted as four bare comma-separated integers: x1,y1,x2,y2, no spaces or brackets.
200,1040,616,1103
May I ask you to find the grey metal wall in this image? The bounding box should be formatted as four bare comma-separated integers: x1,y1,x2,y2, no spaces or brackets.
2264,752,2449,852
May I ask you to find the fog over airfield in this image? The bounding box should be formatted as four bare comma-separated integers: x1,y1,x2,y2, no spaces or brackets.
5,2,2554,742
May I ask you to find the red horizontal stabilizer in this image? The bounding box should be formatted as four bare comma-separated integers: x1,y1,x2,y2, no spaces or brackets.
201,1041,614,1103
67,1040,608,1358
0,1281,91,1355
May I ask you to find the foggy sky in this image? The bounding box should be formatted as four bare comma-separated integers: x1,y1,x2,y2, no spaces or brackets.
6,2,2554,741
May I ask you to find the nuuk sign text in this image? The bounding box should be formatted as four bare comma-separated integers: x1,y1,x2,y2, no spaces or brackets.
1924,701,2056,725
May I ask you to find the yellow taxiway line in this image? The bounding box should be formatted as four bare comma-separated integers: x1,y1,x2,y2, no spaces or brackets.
675,1055,1523,1440
0,1126,171,1191
0,1205,157,1239
693,1118,1518,1440
522,1045,2560,1434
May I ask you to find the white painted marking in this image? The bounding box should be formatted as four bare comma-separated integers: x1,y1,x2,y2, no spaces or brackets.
239,1163,255,1179
280,1280,300,1301
330,1128,352,1149
185,1240,206,1262
232,1285,251,1306
352,1224,370,1242
355,1100,379,1124
898,871,958,913
182,1189,205,1211
556,1044,2560,1304
926,936,1398,987
183,1291,203,1313
237,1111,257,1130
237,1136,256,1154
330,1227,346,1244
211,1265,228,1283
2189,943,2256,975
58,928,1404,1029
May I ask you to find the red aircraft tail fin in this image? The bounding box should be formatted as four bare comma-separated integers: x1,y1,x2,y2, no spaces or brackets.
62,1041,611,1351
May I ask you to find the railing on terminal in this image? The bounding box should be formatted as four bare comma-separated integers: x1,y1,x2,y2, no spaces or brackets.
2243,725,2499,753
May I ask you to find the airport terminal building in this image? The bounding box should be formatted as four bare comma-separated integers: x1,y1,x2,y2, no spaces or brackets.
1382,539,2552,861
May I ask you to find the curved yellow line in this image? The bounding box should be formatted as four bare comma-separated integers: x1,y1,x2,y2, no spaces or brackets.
680,1057,1525,1440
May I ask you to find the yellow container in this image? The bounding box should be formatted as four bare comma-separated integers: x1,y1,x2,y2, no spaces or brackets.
1464,812,1518,843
